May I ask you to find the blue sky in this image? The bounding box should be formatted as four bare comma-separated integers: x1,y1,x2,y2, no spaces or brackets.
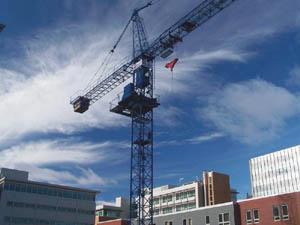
0,0,300,204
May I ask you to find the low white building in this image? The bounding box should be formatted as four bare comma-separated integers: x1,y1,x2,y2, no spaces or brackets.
95,197,130,223
250,145,300,197
152,182,204,216
0,168,98,225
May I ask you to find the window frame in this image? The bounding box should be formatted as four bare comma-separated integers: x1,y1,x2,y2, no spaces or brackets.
272,205,281,221
253,209,259,224
205,215,210,225
246,209,252,224
218,212,230,225
281,204,289,220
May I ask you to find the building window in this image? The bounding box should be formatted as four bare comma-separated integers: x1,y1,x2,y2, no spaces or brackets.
281,204,289,220
162,207,172,214
219,213,230,225
162,195,173,203
187,190,195,197
205,216,210,225
183,219,186,225
165,222,168,225
253,209,259,223
273,206,280,221
188,218,192,225
246,210,252,224
169,221,173,225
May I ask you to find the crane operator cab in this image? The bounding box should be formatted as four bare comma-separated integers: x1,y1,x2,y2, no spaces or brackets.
72,96,90,113
135,65,150,89
122,59,150,102
122,83,136,101
110,58,159,117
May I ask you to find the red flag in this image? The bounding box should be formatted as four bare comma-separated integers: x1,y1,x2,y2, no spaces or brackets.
165,58,179,72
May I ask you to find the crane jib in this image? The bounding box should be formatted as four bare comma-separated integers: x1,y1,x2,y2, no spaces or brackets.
71,0,236,113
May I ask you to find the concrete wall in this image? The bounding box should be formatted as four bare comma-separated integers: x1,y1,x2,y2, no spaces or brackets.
153,202,236,225
116,197,130,219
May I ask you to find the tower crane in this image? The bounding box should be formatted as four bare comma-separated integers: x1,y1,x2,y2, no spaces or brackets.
70,1,235,225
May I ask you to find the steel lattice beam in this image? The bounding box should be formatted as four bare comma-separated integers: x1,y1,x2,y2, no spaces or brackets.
70,0,235,107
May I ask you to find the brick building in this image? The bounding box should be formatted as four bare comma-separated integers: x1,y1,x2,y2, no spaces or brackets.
203,171,231,206
236,191,300,225
97,192,300,225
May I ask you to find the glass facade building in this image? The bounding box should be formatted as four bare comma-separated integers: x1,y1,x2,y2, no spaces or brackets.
250,145,300,197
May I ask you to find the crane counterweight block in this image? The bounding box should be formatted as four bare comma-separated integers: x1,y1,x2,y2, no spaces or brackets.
72,96,90,113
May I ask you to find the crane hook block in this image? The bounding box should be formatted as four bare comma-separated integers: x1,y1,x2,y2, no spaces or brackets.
73,96,90,113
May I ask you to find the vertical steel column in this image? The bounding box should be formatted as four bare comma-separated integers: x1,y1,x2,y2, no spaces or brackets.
130,11,154,225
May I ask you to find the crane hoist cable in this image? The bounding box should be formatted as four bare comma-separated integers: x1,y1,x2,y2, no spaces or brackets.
83,1,157,94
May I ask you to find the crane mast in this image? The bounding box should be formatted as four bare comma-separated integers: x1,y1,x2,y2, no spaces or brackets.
70,1,236,225
127,7,156,225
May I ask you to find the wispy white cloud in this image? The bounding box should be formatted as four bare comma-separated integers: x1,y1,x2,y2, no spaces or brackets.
156,106,185,127
0,139,128,187
155,49,249,97
0,30,249,145
187,133,225,144
0,0,300,189
286,66,300,87
156,172,185,180
0,139,127,166
200,79,300,144
1,0,299,145
0,27,131,145
157,132,224,147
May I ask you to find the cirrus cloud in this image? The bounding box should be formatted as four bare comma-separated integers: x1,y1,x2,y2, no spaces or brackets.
0,139,128,188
